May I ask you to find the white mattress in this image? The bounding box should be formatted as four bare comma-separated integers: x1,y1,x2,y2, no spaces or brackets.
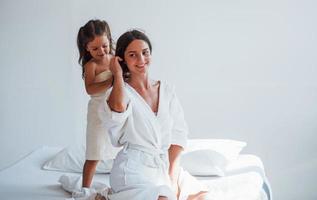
0,146,270,200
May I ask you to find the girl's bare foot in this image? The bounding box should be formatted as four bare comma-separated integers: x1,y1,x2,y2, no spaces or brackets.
187,191,208,200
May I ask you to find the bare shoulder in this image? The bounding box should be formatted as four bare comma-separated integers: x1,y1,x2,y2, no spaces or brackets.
85,60,99,74
84,59,97,71
84,61,98,81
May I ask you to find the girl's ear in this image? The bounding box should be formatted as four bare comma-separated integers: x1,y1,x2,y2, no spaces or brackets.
86,43,92,52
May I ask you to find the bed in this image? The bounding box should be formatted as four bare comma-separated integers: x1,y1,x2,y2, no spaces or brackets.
0,144,272,200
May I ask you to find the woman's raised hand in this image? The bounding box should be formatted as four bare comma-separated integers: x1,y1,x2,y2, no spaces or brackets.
110,56,123,77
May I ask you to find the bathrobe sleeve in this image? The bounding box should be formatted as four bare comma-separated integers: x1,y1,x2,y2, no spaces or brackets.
98,87,132,147
169,87,188,149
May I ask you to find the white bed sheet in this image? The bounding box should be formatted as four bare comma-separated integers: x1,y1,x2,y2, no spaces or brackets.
0,146,270,200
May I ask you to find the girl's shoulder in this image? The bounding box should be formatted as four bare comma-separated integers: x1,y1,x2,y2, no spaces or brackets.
84,58,98,68
83,61,97,79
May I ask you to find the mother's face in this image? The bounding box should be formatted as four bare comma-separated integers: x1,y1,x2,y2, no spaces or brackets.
124,39,151,75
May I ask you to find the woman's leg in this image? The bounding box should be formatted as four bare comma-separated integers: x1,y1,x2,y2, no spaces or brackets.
82,160,99,187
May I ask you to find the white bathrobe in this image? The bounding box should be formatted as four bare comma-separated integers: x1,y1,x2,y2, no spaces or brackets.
99,81,204,200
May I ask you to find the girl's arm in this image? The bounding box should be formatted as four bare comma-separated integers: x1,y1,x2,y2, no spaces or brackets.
84,62,113,95
107,56,127,112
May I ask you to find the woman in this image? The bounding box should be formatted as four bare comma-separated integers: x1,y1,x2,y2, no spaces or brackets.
100,30,207,200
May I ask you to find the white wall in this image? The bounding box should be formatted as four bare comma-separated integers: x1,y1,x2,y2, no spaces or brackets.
1,0,316,199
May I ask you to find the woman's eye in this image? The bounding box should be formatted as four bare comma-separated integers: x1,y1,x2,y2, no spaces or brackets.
142,50,150,56
129,54,136,57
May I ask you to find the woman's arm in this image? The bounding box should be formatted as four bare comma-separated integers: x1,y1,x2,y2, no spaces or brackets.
169,144,183,198
107,56,127,112
168,144,183,180
168,86,189,197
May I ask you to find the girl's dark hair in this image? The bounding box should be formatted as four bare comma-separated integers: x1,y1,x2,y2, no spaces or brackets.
115,29,152,80
77,19,114,78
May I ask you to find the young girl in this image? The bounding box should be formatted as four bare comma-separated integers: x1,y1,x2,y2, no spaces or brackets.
77,19,115,188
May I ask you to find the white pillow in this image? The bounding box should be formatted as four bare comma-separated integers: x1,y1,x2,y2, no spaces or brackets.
180,139,247,176
180,149,228,176
185,139,247,162
42,143,121,173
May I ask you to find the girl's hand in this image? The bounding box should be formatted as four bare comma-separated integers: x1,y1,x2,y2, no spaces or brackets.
110,56,123,76
187,191,208,200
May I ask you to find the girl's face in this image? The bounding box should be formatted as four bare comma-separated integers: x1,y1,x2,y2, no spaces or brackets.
86,34,110,61
124,39,151,75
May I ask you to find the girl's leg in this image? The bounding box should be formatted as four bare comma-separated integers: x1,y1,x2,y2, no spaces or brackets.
158,196,169,200
82,160,99,187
